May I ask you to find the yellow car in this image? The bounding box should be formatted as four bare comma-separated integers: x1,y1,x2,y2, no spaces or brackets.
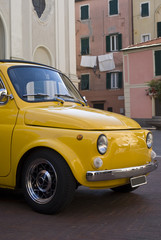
0,60,158,214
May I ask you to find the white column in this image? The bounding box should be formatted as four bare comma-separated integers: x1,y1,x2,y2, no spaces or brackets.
10,0,23,59
67,0,79,87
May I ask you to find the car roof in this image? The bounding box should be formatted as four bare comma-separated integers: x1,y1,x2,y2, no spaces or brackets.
0,59,60,72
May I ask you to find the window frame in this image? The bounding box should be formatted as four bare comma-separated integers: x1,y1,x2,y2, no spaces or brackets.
80,74,90,91
106,72,123,89
141,33,151,42
106,33,122,52
140,2,150,18
81,37,90,55
108,0,119,16
80,4,90,21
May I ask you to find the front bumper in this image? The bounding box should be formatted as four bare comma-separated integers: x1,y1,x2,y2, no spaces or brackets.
86,158,158,182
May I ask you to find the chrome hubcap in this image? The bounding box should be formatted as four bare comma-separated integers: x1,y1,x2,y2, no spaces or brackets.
26,159,57,204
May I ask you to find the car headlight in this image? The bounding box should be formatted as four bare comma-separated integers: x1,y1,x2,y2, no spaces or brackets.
97,134,108,155
146,132,153,149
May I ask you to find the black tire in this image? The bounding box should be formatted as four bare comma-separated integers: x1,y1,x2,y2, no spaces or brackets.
111,184,138,193
22,149,76,214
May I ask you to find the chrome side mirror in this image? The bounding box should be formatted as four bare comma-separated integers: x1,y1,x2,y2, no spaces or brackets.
0,88,7,101
0,88,13,103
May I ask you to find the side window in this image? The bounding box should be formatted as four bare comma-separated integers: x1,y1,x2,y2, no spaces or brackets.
81,74,89,90
81,37,89,55
109,0,118,16
80,5,89,20
106,33,122,52
106,72,123,89
141,2,149,17
0,77,7,104
0,78,5,89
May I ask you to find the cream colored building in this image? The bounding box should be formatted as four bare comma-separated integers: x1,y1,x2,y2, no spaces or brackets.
0,0,78,86
133,0,161,44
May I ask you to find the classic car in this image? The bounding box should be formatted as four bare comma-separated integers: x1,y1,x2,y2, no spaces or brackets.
0,60,158,214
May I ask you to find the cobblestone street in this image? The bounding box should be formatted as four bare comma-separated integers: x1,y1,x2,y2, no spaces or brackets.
0,130,160,240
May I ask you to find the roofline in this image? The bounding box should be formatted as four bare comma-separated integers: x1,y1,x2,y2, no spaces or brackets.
0,59,59,71
122,42,161,52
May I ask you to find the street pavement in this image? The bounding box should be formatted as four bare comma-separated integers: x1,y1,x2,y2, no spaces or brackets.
0,130,161,240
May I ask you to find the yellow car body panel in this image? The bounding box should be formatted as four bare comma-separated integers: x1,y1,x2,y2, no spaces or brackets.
0,61,157,192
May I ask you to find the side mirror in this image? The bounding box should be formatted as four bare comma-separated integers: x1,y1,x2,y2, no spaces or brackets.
83,96,87,103
0,88,13,103
0,88,7,101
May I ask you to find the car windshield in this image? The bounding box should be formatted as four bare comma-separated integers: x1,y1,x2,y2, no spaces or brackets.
8,66,85,104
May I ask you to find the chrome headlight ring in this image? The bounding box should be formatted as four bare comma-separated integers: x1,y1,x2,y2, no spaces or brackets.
97,134,108,155
146,132,153,149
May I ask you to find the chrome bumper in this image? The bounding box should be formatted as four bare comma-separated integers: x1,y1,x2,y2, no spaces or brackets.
86,158,158,182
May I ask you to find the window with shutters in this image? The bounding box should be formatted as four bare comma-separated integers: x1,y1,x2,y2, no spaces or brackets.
80,5,89,20
81,74,89,90
106,72,123,89
109,0,118,16
155,50,161,76
141,2,149,17
157,22,161,38
81,37,89,55
106,34,122,52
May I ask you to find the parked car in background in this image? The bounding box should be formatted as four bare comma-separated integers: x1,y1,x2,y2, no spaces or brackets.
0,60,158,214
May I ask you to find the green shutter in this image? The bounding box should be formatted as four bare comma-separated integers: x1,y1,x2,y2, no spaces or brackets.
81,38,89,55
118,72,123,88
106,36,110,52
81,75,89,90
81,5,89,20
141,3,149,17
118,34,122,51
155,51,161,76
106,73,111,89
157,22,161,37
109,0,118,15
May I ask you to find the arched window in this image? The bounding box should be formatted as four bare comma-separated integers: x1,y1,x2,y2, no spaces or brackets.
32,0,46,18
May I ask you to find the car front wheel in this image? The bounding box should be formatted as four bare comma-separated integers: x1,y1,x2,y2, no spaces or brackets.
22,149,76,214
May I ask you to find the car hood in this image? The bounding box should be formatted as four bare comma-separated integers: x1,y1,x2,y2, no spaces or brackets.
24,105,141,130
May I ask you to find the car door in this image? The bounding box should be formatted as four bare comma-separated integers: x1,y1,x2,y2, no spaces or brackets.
0,75,18,176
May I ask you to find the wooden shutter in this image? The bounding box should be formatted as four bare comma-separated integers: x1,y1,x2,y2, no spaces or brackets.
155,51,161,76
106,73,111,89
109,0,118,15
157,22,161,38
141,3,149,17
118,34,122,51
81,75,89,90
106,36,111,52
118,72,123,88
81,38,89,55
81,5,89,20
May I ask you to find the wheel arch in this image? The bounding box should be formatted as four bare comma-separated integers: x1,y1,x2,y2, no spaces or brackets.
16,146,77,188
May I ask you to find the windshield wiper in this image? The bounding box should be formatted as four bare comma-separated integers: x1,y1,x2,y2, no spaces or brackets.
55,94,86,106
23,93,49,98
55,94,74,99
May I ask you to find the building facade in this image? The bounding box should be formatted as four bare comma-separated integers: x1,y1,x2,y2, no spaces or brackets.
0,0,78,86
75,0,133,114
123,38,161,124
133,0,161,44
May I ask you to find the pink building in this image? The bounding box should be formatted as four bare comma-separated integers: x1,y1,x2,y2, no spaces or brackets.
75,0,133,114
123,38,161,126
